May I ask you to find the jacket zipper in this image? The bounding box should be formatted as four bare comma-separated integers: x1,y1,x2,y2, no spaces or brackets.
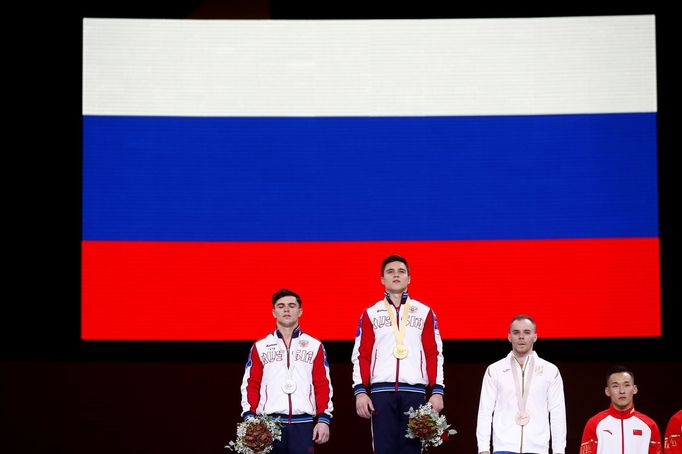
395,305,400,392
519,364,525,453
620,411,625,454
286,340,292,423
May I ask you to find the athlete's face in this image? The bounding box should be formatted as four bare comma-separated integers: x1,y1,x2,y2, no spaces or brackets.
508,319,537,356
272,296,302,329
381,261,410,294
605,372,638,411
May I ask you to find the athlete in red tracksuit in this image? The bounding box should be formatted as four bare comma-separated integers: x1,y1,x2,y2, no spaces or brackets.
241,289,333,454
581,366,662,454
664,410,682,454
352,255,445,454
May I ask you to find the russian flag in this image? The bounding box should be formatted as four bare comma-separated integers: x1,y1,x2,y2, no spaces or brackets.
82,17,660,340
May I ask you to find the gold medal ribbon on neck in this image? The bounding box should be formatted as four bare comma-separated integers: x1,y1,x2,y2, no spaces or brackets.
383,297,411,359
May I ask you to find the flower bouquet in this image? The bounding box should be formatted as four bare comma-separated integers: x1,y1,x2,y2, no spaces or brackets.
226,415,283,454
404,403,457,450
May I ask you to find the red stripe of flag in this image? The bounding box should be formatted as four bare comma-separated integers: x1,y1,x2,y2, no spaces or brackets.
82,238,660,340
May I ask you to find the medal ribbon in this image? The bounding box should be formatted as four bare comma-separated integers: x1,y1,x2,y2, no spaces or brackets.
280,333,299,389
510,354,534,414
383,294,411,353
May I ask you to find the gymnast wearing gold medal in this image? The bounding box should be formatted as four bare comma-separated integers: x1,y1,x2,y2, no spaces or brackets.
352,255,445,454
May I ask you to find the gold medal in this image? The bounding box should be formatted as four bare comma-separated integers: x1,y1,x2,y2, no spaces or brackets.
384,297,412,360
393,344,409,359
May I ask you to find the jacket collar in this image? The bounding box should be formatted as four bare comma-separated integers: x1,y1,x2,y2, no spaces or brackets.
608,404,636,419
384,290,409,305
275,325,301,339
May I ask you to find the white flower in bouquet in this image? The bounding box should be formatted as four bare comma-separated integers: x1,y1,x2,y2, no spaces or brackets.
405,403,457,450
226,415,283,454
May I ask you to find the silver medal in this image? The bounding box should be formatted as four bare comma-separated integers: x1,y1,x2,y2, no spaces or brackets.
282,378,297,394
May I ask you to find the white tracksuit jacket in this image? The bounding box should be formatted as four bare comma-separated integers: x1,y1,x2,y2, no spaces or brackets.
240,326,333,424
476,351,566,454
351,296,444,396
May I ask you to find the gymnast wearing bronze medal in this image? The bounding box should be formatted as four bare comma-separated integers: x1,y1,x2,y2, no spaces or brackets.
476,315,566,454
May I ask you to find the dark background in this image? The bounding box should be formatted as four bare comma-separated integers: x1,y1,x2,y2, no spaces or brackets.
2,1,679,453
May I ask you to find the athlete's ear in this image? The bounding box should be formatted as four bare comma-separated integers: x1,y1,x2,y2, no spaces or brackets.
633,385,638,395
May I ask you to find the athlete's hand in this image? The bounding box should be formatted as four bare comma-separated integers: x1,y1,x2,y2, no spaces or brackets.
312,422,330,444
355,393,375,418
428,394,444,413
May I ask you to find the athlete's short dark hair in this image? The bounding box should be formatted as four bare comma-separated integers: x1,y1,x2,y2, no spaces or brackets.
606,365,635,385
381,254,410,275
272,288,302,307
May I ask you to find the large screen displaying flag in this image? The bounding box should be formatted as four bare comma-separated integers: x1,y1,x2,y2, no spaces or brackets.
82,16,660,340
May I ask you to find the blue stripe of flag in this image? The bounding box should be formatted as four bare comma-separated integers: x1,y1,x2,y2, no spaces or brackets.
83,113,657,241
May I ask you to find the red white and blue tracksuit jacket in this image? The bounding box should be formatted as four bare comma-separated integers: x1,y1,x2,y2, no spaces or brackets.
241,326,333,425
581,405,662,454
351,294,444,396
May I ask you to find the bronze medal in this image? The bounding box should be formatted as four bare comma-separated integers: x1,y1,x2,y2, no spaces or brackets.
515,410,530,426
